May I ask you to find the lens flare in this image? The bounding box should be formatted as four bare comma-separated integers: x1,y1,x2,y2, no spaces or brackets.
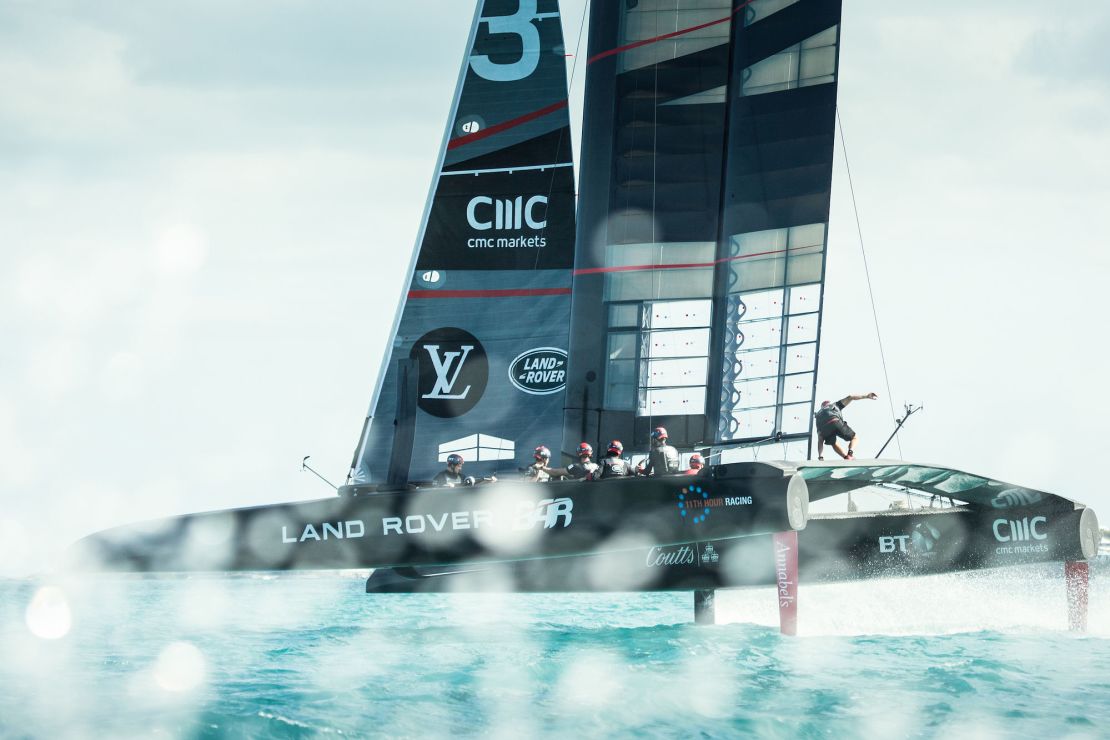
25,586,72,640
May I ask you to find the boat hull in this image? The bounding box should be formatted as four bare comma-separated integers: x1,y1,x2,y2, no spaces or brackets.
69,462,807,573
364,504,1100,593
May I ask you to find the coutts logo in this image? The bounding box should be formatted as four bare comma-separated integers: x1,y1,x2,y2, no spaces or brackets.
508,347,567,395
411,327,488,418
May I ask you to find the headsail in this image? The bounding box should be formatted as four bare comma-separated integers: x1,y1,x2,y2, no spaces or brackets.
563,0,843,460
352,0,576,483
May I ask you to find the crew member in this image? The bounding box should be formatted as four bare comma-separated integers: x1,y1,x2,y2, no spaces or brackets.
545,442,599,480
523,446,553,482
596,440,635,479
639,426,680,475
683,452,705,476
815,392,878,460
432,454,469,487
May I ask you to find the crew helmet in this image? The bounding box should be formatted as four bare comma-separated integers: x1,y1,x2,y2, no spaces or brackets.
689,453,704,469
577,442,593,458
446,453,464,467
651,426,669,444
607,440,624,456
533,445,551,462
821,400,831,408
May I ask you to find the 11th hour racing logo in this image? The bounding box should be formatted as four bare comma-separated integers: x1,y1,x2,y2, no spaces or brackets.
677,485,752,525
411,327,488,418
466,195,548,250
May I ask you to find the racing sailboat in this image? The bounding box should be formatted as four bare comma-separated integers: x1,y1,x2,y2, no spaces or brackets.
355,0,1100,615
72,0,1099,628
70,0,808,575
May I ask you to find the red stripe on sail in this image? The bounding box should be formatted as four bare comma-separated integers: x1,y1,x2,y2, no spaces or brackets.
587,1,755,65
446,100,569,150
573,247,795,276
443,2,755,152
407,288,572,299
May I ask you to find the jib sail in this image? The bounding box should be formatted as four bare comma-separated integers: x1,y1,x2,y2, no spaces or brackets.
351,0,576,484
563,0,843,460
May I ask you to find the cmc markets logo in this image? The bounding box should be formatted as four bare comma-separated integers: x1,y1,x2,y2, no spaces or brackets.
466,195,547,231
993,516,1047,543
508,347,567,395
411,327,488,418
677,485,752,525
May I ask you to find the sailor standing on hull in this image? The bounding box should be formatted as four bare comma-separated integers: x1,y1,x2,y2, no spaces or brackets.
545,442,599,481
815,392,878,460
596,440,635,479
639,426,680,476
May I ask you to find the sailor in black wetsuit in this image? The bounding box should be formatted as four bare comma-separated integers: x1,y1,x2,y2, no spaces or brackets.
596,440,635,479
546,442,600,480
639,426,680,476
432,453,470,487
815,392,878,460
523,446,553,482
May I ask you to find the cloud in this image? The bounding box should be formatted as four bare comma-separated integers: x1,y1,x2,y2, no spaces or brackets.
1015,13,1110,89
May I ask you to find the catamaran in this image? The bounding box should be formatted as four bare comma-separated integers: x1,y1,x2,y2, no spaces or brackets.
72,0,1099,632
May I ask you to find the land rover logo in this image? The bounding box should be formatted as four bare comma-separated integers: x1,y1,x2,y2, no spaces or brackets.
508,347,567,395
411,327,488,418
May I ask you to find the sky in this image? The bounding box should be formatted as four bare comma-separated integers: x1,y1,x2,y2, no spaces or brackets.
1,0,1108,577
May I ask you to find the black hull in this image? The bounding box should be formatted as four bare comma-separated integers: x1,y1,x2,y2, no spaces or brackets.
364,505,1101,593
69,462,806,573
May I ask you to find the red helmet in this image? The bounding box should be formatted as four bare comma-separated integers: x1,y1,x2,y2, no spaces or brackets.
577,442,593,458
651,426,668,442
533,445,551,462
607,440,623,456
446,453,464,466
689,453,704,469
821,400,831,408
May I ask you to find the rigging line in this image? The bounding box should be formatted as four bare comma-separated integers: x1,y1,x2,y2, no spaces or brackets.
532,0,590,274
835,105,902,458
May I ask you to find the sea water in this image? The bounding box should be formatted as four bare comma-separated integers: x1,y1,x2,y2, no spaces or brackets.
3,560,1109,738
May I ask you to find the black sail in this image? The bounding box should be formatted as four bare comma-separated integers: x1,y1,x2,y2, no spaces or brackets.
352,0,576,484
564,0,843,460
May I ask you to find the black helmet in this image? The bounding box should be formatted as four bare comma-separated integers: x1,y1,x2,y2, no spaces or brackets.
577,442,593,458
607,440,623,456
534,445,551,462
446,453,464,467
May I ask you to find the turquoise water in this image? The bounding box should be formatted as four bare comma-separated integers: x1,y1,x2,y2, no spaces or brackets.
4,562,1109,738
